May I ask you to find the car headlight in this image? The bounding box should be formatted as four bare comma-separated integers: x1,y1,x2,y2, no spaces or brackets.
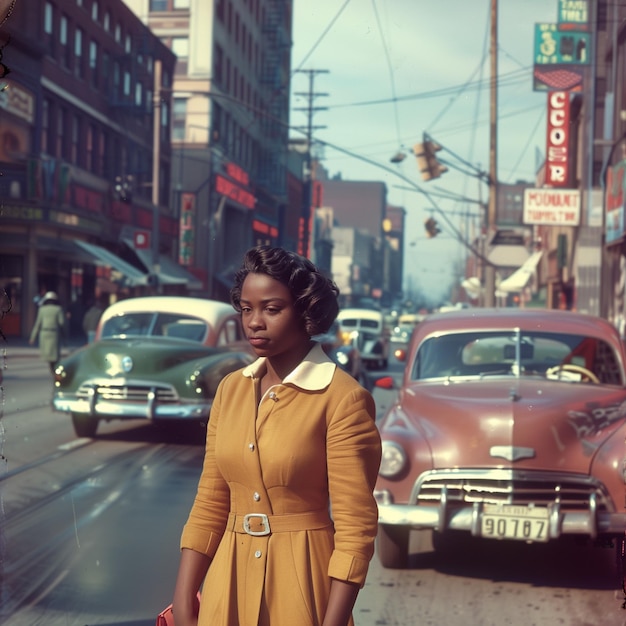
53,365,67,387
379,441,407,478
335,350,349,366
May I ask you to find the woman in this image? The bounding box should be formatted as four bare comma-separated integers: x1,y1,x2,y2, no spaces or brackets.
29,291,65,373
172,246,382,626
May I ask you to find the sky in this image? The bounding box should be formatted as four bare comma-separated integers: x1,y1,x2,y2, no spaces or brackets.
289,0,557,306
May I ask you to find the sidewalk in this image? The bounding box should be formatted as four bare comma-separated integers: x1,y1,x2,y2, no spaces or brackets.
1,337,86,359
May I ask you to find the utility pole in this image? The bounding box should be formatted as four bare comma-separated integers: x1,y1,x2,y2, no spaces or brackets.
483,0,498,307
151,58,162,293
293,69,328,259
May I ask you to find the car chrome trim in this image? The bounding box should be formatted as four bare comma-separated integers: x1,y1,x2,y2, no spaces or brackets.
377,469,620,540
52,394,212,419
489,445,536,462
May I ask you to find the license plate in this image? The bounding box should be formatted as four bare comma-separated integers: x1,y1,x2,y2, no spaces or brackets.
481,504,549,542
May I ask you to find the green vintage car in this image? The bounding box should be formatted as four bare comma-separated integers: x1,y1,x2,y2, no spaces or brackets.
53,296,255,437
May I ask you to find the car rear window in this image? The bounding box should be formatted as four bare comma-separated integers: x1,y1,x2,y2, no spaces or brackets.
101,312,209,342
412,330,623,385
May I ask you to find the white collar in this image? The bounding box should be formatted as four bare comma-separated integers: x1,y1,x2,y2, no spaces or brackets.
242,342,336,391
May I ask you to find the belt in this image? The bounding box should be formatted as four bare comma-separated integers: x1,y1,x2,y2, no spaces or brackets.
226,510,332,537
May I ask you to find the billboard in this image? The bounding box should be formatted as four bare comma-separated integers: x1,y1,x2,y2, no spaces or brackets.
523,189,581,226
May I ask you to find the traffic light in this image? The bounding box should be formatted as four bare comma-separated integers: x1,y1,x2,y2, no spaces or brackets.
413,140,448,181
424,216,441,238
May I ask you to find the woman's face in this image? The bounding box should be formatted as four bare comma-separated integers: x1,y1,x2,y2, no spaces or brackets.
239,272,310,360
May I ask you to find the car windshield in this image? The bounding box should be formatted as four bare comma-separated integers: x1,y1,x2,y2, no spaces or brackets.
411,330,623,385
100,312,209,342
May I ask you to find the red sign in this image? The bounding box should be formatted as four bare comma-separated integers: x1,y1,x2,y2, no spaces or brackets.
253,219,278,238
226,162,250,187
546,91,570,187
215,174,255,209
134,230,150,249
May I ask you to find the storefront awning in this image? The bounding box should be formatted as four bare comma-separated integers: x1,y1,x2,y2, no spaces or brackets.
122,239,203,290
74,240,148,287
497,250,543,294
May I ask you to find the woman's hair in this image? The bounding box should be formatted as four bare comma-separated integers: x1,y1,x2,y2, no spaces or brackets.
230,246,340,336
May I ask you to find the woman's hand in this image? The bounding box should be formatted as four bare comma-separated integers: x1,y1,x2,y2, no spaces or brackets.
172,549,210,626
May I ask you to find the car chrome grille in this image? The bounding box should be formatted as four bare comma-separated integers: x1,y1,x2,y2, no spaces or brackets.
414,470,612,512
76,382,178,403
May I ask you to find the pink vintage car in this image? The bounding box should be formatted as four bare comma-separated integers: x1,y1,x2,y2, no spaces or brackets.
374,308,626,568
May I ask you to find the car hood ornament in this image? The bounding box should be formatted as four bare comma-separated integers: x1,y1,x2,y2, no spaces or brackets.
104,354,134,376
489,445,535,462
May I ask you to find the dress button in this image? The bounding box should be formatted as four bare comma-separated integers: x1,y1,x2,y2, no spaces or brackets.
255,550,262,558
248,443,255,451
253,492,261,501
269,391,276,400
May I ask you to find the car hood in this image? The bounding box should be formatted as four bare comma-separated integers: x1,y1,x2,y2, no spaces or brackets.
399,378,626,472
67,338,239,376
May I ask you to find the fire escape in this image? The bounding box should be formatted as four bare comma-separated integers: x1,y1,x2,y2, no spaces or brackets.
258,0,290,201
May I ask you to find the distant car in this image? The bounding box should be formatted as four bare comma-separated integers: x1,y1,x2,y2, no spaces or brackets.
337,308,389,369
390,314,424,346
374,308,626,569
313,320,369,389
52,296,254,437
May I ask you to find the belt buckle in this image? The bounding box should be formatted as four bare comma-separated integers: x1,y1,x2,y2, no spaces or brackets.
242,513,271,536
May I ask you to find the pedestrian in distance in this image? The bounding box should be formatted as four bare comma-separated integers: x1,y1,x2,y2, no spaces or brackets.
171,245,382,626
82,296,105,343
28,291,65,373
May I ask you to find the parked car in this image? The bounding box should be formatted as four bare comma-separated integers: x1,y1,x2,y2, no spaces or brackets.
52,296,254,437
337,308,389,369
374,307,626,568
313,320,369,390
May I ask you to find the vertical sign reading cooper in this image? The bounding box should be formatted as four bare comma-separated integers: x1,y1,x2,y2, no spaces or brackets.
546,91,570,187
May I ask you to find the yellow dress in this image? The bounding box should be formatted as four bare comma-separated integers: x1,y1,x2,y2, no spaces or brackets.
180,343,381,626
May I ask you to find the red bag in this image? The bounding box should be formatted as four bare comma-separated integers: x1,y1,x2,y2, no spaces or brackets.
155,603,175,626
156,593,201,626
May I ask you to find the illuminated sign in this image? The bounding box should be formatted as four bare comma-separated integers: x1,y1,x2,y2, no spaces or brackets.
546,92,570,187
215,174,255,209
253,219,278,238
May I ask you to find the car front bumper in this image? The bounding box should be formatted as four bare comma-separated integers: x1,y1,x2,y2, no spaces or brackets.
375,496,626,540
53,391,211,421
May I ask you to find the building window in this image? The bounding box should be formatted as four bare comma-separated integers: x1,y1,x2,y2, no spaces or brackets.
91,0,98,21
125,33,131,54
113,60,120,98
171,36,189,58
103,10,110,31
114,23,121,43
123,70,131,97
89,40,98,87
99,132,108,177
172,97,187,141
41,99,50,154
74,27,83,78
87,124,96,170
56,107,65,158
173,0,190,8
135,82,143,107
71,115,79,163
60,15,70,68
44,2,53,34
150,0,167,10
214,44,223,85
